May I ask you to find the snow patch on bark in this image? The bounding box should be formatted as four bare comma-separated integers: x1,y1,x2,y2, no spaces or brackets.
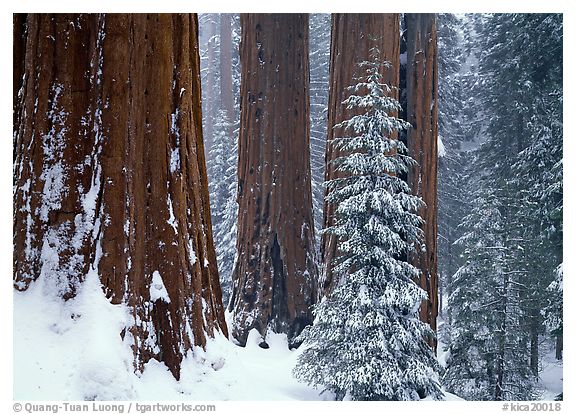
39,162,66,222
39,82,67,222
167,195,178,235
438,133,447,157
188,238,197,266
150,271,171,303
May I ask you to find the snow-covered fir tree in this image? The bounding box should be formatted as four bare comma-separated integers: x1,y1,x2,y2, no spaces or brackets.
294,49,443,401
509,14,563,365
207,110,238,305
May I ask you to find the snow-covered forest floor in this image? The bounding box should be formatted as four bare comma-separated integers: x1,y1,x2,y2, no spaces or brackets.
12,276,435,400
14,276,561,401
537,343,564,400
14,275,326,400
436,315,563,401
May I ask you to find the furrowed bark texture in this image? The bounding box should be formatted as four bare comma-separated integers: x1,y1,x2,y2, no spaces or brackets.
322,13,400,296
13,14,27,144
13,13,227,380
230,13,317,346
405,13,439,341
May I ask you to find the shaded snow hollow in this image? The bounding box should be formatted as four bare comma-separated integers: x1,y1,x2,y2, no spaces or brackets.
15,277,467,401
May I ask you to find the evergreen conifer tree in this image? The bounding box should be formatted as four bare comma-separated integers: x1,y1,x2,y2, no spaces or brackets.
294,49,442,401
444,182,536,400
445,13,562,400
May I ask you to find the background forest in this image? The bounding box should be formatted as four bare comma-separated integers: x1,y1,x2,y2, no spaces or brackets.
13,13,563,402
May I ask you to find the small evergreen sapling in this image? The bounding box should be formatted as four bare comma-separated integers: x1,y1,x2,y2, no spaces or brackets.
294,49,443,401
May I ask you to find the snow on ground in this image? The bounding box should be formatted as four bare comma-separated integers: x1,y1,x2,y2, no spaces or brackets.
536,341,563,400
15,278,550,401
13,278,327,400
435,310,563,401
14,273,136,400
137,327,330,401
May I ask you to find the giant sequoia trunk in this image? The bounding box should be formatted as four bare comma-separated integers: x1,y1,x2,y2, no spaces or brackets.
229,13,317,346
13,13,227,380
404,14,439,341
13,14,27,147
322,13,400,295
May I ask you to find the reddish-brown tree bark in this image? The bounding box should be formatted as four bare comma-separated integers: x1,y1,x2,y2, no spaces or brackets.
405,13,439,343
13,14,27,143
322,13,400,296
229,13,317,346
13,13,227,380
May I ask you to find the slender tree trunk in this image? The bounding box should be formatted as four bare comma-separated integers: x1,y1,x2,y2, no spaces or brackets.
555,333,563,360
220,13,235,124
446,217,453,324
494,273,508,401
438,272,443,318
530,311,539,377
322,13,400,296
204,17,217,149
13,13,227,380
229,13,317,347
405,13,439,342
